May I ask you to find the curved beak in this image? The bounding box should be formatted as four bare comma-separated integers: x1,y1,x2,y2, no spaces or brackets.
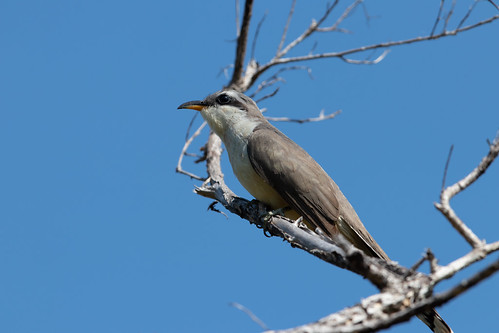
177,100,208,111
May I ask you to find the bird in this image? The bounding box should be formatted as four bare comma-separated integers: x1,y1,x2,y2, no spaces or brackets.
178,89,452,333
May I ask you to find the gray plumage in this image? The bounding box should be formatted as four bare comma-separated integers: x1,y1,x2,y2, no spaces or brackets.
247,122,389,259
178,90,453,333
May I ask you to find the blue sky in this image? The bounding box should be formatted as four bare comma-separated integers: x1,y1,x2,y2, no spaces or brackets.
1,1,498,332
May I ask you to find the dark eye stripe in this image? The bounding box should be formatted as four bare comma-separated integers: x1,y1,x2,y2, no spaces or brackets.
216,94,231,105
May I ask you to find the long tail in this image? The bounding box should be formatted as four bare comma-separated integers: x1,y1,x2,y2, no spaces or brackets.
417,309,453,333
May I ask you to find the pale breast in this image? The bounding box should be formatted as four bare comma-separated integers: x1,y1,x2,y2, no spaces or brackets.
224,131,288,210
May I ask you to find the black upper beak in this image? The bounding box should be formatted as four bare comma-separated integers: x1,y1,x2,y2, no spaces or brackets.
177,100,207,111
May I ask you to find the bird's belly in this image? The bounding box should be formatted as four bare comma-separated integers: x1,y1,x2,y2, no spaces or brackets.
227,145,316,229
227,147,287,210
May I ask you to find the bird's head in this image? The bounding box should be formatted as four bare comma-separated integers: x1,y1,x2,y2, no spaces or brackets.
178,90,264,140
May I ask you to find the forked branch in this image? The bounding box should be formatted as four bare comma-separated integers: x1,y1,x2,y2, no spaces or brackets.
435,133,499,248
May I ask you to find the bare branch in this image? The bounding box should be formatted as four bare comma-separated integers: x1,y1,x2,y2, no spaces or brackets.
435,134,499,248
339,49,390,64
230,302,269,330
317,0,364,32
432,241,499,283
248,14,499,89
230,0,254,88
265,248,499,333
276,0,296,55
266,109,341,124
276,1,340,59
250,77,285,98
176,121,208,181
457,0,479,30
432,255,499,304
184,112,199,142
235,0,240,37
270,65,314,80
443,0,457,33
426,249,441,274
407,248,439,277
255,87,280,103
251,11,268,60
488,0,499,11
441,144,454,192
431,0,446,36
218,64,234,79
250,65,313,99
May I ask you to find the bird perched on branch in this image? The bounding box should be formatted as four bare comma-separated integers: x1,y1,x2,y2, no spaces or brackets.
178,90,452,333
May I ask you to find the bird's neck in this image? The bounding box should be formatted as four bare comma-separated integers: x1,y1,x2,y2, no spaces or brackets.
201,110,262,147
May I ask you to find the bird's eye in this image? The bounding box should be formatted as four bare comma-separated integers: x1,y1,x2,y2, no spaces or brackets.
216,94,231,105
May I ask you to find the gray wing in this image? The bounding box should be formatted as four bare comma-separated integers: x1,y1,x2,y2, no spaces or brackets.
247,124,388,260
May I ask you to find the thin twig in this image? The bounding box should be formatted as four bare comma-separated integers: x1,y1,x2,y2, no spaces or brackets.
457,0,479,30
317,0,363,32
250,77,285,98
431,0,446,36
426,248,440,274
361,1,376,27
266,109,341,124
271,65,314,80
218,64,234,79
443,0,457,33
276,1,340,59
277,0,296,55
255,87,280,103
488,0,499,11
441,144,454,191
184,113,199,142
339,49,390,64
406,248,438,276
251,11,268,60
176,121,208,181
230,302,269,330
249,65,313,98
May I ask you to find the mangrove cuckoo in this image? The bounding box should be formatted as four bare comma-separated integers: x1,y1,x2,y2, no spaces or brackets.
178,90,452,333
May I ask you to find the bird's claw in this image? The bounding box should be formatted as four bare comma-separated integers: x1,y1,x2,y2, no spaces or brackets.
259,207,290,237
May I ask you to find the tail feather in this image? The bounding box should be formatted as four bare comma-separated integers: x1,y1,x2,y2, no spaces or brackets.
417,309,453,333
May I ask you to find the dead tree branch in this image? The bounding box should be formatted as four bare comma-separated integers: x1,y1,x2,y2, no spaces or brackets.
276,0,297,55
266,109,342,124
265,256,499,333
230,0,254,88
275,1,340,59
435,133,499,248
247,13,499,90
176,121,208,181
488,0,499,11
317,0,364,33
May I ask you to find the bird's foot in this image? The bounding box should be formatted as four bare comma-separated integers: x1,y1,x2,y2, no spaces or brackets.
260,207,289,221
259,207,290,237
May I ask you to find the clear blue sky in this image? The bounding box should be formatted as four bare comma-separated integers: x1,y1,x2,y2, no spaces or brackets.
1,1,498,332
